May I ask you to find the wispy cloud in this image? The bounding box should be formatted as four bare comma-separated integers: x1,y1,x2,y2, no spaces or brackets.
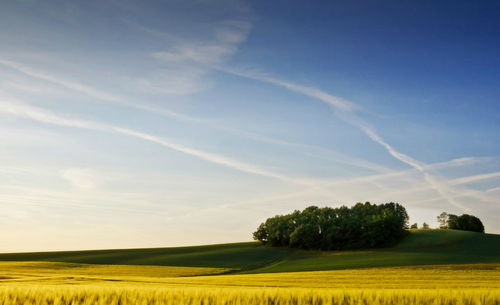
152,20,251,66
0,58,209,123
318,157,483,188
0,99,309,185
144,19,252,95
176,156,492,225
3,57,492,213
62,168,97,190
219,67,355,111
0,58,392,175
0,59,121,102
221,67,488,212
355,122,470,211
423,157,480,170
486,187,500,193
450,171,500,185
4,57,486,212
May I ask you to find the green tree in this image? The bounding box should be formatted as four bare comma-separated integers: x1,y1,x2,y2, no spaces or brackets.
446,214,485,233
253,202,409,250
410,223,418,229
422,222,430,229
290,223,320,249
447,214,459,229
253,223,269,243
437,212,449,229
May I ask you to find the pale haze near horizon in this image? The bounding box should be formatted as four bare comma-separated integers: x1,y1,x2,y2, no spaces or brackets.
0,0,499,252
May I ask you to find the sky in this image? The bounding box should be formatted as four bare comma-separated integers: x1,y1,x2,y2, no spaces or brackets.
0,0,499,252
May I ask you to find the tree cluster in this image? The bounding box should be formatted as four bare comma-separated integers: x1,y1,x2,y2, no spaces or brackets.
437,212,484,233
253,202,409,250
410,222,430,229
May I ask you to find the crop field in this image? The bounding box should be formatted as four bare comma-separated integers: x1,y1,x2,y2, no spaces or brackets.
1,287,500,305
1,262,499,304
1,231,499,304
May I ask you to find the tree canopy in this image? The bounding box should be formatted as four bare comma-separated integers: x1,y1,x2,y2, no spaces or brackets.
437,212,484,233
437,212,485,233
253,202,409,250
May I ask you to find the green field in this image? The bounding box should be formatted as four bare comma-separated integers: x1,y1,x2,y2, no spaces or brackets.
1,230,499,273
254,229,500,273
0,241,290,272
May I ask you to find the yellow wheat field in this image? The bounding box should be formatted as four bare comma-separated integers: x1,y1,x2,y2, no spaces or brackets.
0,261,227,281
1,262,499,305
1,287,499,305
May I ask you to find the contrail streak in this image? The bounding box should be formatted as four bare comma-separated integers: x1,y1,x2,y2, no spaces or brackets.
217,67,355,111
0,59,121,102
221,67,476,211
0,100,309,185
0,59,389,174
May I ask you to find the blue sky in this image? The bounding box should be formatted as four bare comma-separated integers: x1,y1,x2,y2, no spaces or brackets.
0,0,499,251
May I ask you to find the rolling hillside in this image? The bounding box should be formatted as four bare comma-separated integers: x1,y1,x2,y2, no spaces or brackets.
1,230,499,273
0,242,290,271
252,229,500,273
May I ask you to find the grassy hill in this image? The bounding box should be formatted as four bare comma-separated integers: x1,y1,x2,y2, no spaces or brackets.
0,242,290,271
252,230,500,273
1,230,499,273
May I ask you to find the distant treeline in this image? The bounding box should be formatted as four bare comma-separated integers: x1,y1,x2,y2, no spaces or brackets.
253,202,409,250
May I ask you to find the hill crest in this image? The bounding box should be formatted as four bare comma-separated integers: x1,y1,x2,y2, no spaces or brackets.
1,230,499,273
